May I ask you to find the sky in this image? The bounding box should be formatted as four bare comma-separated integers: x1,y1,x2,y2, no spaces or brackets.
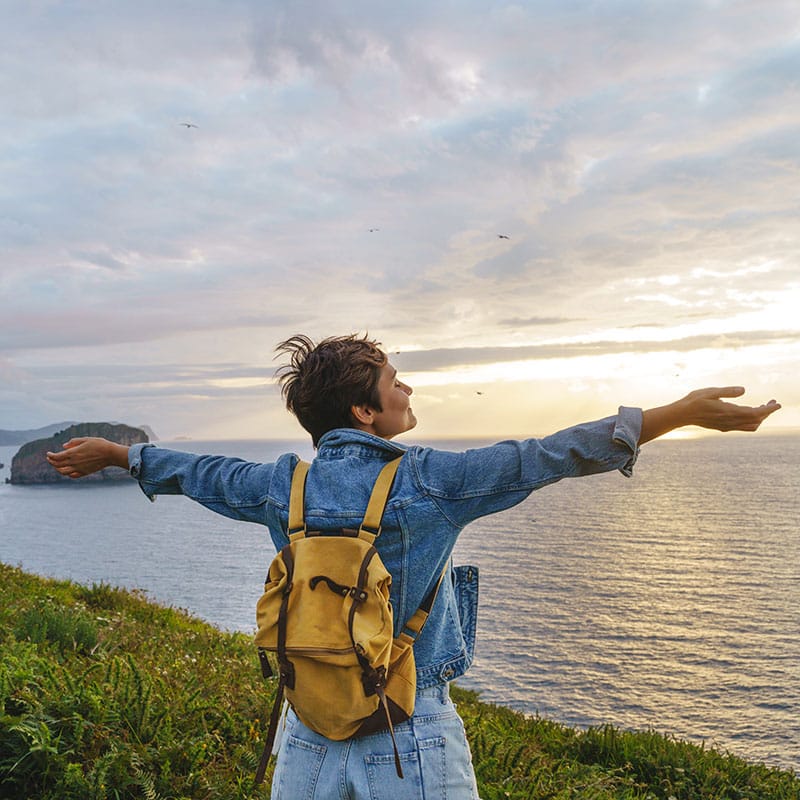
2,0,798,441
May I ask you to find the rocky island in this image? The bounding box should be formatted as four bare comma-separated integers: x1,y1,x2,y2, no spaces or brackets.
8,423,149,485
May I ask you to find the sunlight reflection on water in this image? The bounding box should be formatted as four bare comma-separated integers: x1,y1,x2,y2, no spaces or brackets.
452,435,799,772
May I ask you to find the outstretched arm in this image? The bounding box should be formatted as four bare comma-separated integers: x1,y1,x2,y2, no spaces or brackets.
46,437,130,479
640,387,781,445
47,438,277,525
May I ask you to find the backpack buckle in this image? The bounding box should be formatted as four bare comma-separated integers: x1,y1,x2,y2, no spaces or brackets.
279,660,296,690
361,664,386,696
258,647,273,680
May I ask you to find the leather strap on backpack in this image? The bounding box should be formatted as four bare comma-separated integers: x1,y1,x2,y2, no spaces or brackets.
256,541,297,786
255,678,285,785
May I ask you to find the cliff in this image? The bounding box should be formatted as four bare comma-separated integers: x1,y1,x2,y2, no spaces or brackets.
9,422,149,485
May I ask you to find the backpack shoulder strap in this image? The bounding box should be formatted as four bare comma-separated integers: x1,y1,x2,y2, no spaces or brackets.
397,564,448,646
287,459,311,542
358,456,403,543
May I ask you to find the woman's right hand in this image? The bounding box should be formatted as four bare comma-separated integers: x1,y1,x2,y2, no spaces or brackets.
46,437,131,479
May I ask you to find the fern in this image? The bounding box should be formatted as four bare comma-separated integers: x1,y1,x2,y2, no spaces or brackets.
130,751,164,800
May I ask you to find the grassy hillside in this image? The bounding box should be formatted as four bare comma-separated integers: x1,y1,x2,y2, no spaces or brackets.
1,562,797,799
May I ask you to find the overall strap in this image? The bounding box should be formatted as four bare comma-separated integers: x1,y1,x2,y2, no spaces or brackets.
358,456,403,544
287,459,311,542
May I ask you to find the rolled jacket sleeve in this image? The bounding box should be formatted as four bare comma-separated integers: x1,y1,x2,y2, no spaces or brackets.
612,405,641,477
128,442,155,497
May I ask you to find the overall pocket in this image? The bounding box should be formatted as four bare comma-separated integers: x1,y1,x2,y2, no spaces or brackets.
271,734,327,800
365,736,446,800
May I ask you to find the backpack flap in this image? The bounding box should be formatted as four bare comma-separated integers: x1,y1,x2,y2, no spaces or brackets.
256,536,394,662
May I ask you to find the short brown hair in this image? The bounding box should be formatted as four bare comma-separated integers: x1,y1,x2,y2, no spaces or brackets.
275,334,387,446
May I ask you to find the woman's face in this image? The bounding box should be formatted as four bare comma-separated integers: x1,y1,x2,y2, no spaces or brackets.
364,362,416,439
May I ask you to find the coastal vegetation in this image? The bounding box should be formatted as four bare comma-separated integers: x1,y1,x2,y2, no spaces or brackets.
1,562,797,799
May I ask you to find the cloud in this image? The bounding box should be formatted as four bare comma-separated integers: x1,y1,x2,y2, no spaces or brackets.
498,316,578,329
1,0,798,434
392,329,800,373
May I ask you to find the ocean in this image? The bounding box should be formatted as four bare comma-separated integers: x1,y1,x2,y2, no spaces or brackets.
1,433,798,774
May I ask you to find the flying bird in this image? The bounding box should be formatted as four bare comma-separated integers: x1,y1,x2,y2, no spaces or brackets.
368,228,380,232
497,234,510,239
179,122,199,128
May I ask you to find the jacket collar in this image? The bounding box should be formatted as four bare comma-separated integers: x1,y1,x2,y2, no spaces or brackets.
316,427,409,458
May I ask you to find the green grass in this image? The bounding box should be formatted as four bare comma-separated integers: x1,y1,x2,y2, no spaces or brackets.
1,562,797,799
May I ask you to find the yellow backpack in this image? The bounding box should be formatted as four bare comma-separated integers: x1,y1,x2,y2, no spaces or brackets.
253,456,444,783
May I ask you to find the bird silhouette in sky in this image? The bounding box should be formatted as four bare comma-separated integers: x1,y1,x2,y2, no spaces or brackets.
368,228,380,232
497,234,510,239
179,122,198,128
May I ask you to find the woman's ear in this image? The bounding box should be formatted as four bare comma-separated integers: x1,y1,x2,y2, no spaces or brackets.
350,403,375,427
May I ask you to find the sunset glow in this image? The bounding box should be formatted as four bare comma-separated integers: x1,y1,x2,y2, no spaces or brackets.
1,2,798,440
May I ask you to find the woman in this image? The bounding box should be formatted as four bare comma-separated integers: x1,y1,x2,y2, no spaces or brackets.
47,334,780,799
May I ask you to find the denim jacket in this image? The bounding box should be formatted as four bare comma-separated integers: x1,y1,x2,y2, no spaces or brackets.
128,407,641,688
